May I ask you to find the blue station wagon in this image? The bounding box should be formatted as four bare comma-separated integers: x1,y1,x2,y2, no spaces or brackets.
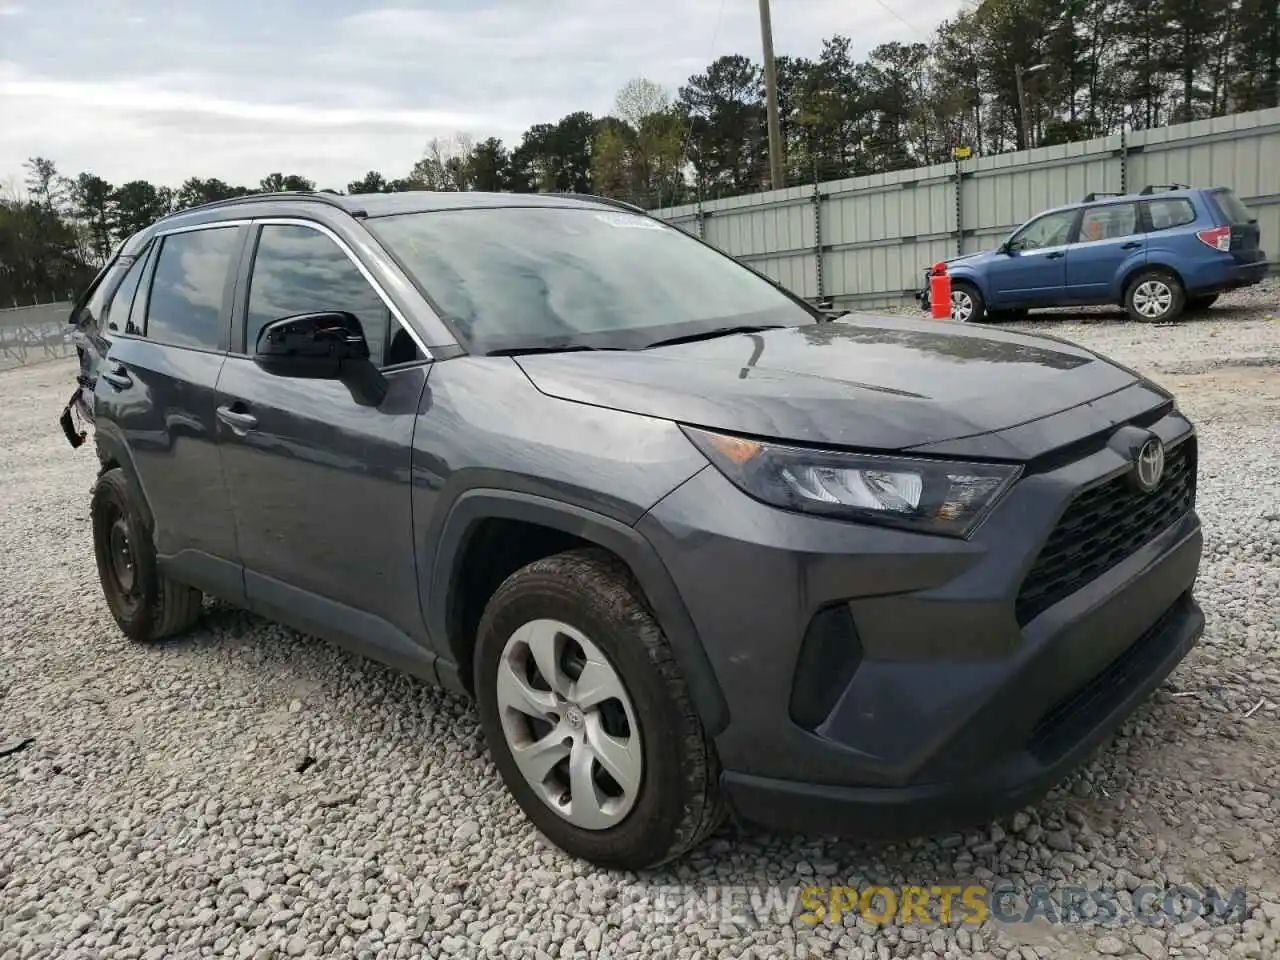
918,184,1268,324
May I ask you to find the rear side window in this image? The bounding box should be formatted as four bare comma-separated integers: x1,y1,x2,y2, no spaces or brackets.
144,227,241,350
104,251,150,335
1078,203,1138,242
1143,198,1197,231
1211,189,1255,225
70,252,128,333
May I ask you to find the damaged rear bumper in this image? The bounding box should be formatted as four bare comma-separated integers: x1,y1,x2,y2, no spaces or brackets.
60,382,92,449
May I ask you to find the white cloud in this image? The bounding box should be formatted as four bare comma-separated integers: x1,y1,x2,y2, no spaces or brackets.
0,62,530,188
0,3,25,15
0,0,964,189
0,65,519,131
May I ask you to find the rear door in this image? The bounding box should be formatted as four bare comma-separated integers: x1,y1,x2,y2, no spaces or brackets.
986,208,1078,306
94,223,247,597
1139,195,1207,271
1062,201,1145,302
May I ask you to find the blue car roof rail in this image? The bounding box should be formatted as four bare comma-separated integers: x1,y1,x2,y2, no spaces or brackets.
1138,183,1192,195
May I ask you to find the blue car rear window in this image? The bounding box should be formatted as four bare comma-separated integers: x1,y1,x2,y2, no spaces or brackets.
1143,198,1197,231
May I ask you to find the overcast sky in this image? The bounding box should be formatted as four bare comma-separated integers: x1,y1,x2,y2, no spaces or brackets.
0,0,962,191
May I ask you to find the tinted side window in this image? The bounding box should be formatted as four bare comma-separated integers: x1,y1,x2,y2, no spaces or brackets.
145,227,240,350
1143,198,1197,231
1078,203,1138,242
104,250,150,334
72,250,130,333
246,224,410,366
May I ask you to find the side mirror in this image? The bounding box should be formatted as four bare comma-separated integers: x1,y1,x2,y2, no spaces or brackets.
254,311,369,378
253,311,387,406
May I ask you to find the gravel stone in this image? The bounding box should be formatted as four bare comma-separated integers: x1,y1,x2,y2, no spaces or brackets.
2,300,1278,959
1044,829,1073,852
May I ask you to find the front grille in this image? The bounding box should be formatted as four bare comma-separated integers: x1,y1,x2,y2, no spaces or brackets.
1015,437,1195,626
1027,594,1190,763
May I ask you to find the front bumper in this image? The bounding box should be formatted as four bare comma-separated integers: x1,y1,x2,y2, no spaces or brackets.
915,272,932,311
639,406,1203,839
724,589,1201,838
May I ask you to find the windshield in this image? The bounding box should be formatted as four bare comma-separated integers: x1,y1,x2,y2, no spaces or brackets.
1211,189,1256,225
365,206,817,353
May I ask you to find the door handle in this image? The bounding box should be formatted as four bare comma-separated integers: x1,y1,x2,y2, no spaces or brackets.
216,404,258,433
1120,241,1142,249
1045,251,1065,260
100,364,132,390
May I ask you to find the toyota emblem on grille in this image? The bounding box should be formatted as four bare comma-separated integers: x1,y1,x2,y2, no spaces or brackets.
1133,437,1165,493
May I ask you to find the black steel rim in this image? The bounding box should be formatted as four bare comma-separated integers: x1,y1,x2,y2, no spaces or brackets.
101,500,141,614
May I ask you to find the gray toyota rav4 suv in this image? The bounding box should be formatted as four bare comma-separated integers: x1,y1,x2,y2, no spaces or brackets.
62,190,1204,870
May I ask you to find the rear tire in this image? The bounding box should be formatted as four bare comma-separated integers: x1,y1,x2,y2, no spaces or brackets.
473,548,725,870
950,282,986,323
1124,269,1185,323
91,468,203,642
1186,294,1219,312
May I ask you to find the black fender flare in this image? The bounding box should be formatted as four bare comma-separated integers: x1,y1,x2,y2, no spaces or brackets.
427,488,729,736
92,421,156,534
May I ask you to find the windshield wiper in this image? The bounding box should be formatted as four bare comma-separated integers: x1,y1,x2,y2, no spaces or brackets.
643,324,787,349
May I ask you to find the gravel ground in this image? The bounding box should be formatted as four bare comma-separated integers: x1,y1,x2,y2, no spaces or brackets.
2,291,1279,960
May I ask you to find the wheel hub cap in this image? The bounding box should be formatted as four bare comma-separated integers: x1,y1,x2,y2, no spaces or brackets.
494,619,643,831
951,291,973,322
1134,280,1172,318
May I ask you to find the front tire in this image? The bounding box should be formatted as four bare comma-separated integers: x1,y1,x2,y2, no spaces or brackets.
91,468,203,641
1125,269,1185,323
474,548,725,870
950,282,986,323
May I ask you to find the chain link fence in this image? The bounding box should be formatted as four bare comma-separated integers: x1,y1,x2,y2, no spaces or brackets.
0,302,76,372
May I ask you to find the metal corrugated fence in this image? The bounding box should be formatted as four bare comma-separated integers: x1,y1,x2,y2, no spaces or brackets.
654,107,1280,309
0,302,76,371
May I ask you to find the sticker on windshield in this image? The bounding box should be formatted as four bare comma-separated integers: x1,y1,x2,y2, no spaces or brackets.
594,212,666,230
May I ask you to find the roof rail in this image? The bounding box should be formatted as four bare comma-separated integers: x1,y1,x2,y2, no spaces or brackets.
1083,191,1124,202
561,192,650,215
157,190,356,223
1139,183,1191,195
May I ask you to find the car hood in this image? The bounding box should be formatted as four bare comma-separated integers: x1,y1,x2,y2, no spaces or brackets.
942,248,999,269
514,315,1143,453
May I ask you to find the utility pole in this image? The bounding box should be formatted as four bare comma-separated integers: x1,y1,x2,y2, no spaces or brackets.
1015,63,1049,152
758,0,785,190
1014,65,1030,151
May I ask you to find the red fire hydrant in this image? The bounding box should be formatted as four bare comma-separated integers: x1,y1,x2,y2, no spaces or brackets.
929,262,952,320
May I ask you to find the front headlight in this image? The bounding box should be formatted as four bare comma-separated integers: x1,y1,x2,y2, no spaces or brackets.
682,426,1021,538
